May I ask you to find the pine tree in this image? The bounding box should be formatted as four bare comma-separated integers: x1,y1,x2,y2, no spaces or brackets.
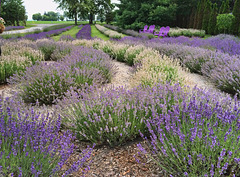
208,3,218,35
202,0,212,33
197,0,205,29
189,7,196,28
193,1,201,29
219,1,225,13
233,0,240,35
222,0,230,14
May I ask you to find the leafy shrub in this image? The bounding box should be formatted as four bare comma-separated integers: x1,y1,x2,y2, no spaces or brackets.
0,96,93,176
137,86,240,176
217,14,235,33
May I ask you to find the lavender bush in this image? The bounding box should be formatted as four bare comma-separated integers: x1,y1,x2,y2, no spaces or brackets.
9,45,115,105
0,41,44,83
57,83,188,147
137,84,240,176
76,25,92,40
0,96,93,176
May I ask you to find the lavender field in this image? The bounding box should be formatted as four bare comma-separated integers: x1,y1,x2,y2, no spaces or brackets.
0,24,240,177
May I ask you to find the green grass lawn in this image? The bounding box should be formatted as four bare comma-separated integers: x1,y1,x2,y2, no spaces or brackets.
91,25,109,41
52,25,82,41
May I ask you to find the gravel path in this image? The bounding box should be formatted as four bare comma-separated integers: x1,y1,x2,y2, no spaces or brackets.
0,24,59,35
103,60,134,90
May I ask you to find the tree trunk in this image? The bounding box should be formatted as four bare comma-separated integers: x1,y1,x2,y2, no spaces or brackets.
89,13,93,24
74,11,77,25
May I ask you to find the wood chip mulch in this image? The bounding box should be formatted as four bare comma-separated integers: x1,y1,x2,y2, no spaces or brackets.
62,138,165,177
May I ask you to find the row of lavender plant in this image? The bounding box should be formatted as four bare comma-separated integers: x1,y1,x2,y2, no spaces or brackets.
23,25,73,40
150,34,240,56
5,26,25,31
76,24,92,40
117,36,240,96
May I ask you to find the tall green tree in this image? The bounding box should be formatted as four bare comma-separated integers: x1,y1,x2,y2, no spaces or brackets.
2,0,26,26
222,0,230,13
197,0,205,29
219,0,225,13
32,13,42,21
232,0,240,35
202,0,212,33
208,3,218,34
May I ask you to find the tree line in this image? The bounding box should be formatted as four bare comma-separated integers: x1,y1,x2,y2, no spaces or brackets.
32,12,64,21
115,0,240,35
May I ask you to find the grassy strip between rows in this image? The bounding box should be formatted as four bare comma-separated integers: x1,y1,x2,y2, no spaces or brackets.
91,25,110,41
52,25,83,41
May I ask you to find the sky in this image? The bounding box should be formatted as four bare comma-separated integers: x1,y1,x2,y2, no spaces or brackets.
23,0,120,21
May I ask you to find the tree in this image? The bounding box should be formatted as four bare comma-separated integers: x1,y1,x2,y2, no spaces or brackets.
196,0,205,29
42,11,59,21
32,13,42,21
222,0,230,13
60,15,64,21
217,13,235,33
2,0,26,26
232,0,240,35
208,3,218,35
219,0,225,13
202,0,212,33
88,0,113,24
105,11,115,24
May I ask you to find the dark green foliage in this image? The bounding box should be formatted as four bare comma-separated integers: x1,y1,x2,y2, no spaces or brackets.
2,0,26,26
32,13,42,21
197,0,205,29
208,3,218,35
222,0,231,13
219,0,225,13
217,13,235,33
116,0,177,30
232,0,240,35
202,0,212,33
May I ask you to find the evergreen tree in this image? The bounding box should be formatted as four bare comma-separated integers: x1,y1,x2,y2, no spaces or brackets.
197,0,205,29
202,0,212,33
219,1,225,13
208,3,218,35
232,0,240,35
222,0,230,13
193,1,200,29
189,7,196,28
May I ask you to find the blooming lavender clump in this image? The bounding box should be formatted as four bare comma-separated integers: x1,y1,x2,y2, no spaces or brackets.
76,25,92,40
57,83,187,147
0,96,93,176
137,84,240,176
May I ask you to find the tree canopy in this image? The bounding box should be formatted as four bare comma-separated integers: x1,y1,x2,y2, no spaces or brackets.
1,0,27,26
